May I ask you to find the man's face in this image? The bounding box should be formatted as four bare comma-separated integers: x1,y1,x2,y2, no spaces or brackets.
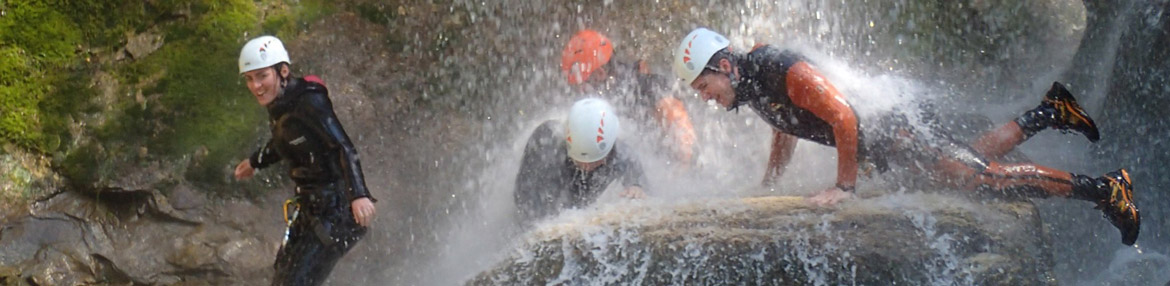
242,66,284,106
690,69,736,108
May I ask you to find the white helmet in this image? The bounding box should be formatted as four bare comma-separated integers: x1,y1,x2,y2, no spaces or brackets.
565,98,621,163
672,28,730,85
238,35,291,74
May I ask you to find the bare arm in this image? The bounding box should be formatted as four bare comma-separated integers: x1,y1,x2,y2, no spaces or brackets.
763,130,798,186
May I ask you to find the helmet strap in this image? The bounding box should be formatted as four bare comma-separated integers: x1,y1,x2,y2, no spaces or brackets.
723,55,747,112
725,55,740,88
728,70,739,89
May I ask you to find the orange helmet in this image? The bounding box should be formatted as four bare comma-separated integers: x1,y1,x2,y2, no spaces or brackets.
561,29,614,85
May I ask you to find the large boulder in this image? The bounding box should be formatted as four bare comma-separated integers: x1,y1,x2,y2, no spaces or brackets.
470,194,1055,285
0,185,280,285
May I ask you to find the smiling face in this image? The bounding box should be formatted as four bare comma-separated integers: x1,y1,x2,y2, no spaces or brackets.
690,71,735,108
242,65,288,106
688,58,737,109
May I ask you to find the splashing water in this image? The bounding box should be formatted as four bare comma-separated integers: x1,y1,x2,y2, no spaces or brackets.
328,1,1170,285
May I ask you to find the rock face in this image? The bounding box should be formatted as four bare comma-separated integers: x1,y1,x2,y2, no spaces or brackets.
470,195,1055,285
0,186,281,285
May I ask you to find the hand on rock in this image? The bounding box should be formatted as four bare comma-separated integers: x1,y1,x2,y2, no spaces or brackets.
807,187,852,206
620,186,646,200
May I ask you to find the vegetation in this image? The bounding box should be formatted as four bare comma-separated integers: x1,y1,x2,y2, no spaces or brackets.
0,0,334,195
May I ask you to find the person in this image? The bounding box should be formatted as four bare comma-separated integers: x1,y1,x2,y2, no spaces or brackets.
514,98,648,223
671,28,1140,245
232,35,378,285
562,29,697,168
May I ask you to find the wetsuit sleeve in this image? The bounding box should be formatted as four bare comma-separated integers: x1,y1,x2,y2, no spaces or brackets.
514,121,565,221
249,139,281,169
785,61,859,190
654,97,696,164
305,91,376,202
618,148,649,189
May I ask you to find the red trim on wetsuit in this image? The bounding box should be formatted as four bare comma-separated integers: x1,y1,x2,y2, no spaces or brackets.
304,75,326,87
933,158,1075,197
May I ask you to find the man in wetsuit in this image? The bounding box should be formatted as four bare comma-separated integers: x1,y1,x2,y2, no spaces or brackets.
514,98,648,223
232,35,377,285
671,28,1140,245
562,29,697,168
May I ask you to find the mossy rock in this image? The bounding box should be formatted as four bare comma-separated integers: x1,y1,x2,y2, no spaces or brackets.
0,0,334,194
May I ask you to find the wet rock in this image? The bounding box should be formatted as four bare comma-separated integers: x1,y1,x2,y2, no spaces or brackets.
168,236,218,271
0,266,22,285
0,144,63,220
120,29,165,60
23,248,97,286
0,186,275,285
471,194,1055,285
168,183,206,211
217,237,269,276
103,160,187,193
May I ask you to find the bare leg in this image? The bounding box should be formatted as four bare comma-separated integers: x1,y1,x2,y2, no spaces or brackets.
970,122,1027,159
970,82,1099,159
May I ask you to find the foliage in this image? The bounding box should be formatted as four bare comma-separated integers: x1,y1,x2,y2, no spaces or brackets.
0,1,80,152
0,0,339,194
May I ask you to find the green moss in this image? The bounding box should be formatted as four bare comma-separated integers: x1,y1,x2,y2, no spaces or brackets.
0,47,46,150
38,69,97,152
62,0,260,189
0,1,82,66
54,1,151,48
0,0,81,153
1,0,341,194
59,143,102,188
89,0,341,191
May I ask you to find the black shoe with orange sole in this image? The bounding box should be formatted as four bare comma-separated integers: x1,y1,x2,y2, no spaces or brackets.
1096,169,1140,245
1042,82,1100,142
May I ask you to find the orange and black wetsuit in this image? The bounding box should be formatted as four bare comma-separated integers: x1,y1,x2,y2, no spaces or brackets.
734,46,1112,200
513,120,648,223
249,76,375,286
732,46,861,191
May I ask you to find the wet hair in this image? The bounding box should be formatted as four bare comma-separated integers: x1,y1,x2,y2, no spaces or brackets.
273,62,291,88
699,48,733,77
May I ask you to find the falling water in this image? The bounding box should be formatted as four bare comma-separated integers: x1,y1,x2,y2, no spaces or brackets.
311,1,1170,285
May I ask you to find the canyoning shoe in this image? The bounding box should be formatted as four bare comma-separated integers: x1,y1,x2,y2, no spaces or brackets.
1041,82,1100,142
1095,169,1140,245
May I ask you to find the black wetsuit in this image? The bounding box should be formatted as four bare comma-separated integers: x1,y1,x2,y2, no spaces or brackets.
513,120,648,223
733,47,838,146
586,60,695,162
734,46,1107,197
731,46,993,178
249,77,375,286
594,60,673,123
